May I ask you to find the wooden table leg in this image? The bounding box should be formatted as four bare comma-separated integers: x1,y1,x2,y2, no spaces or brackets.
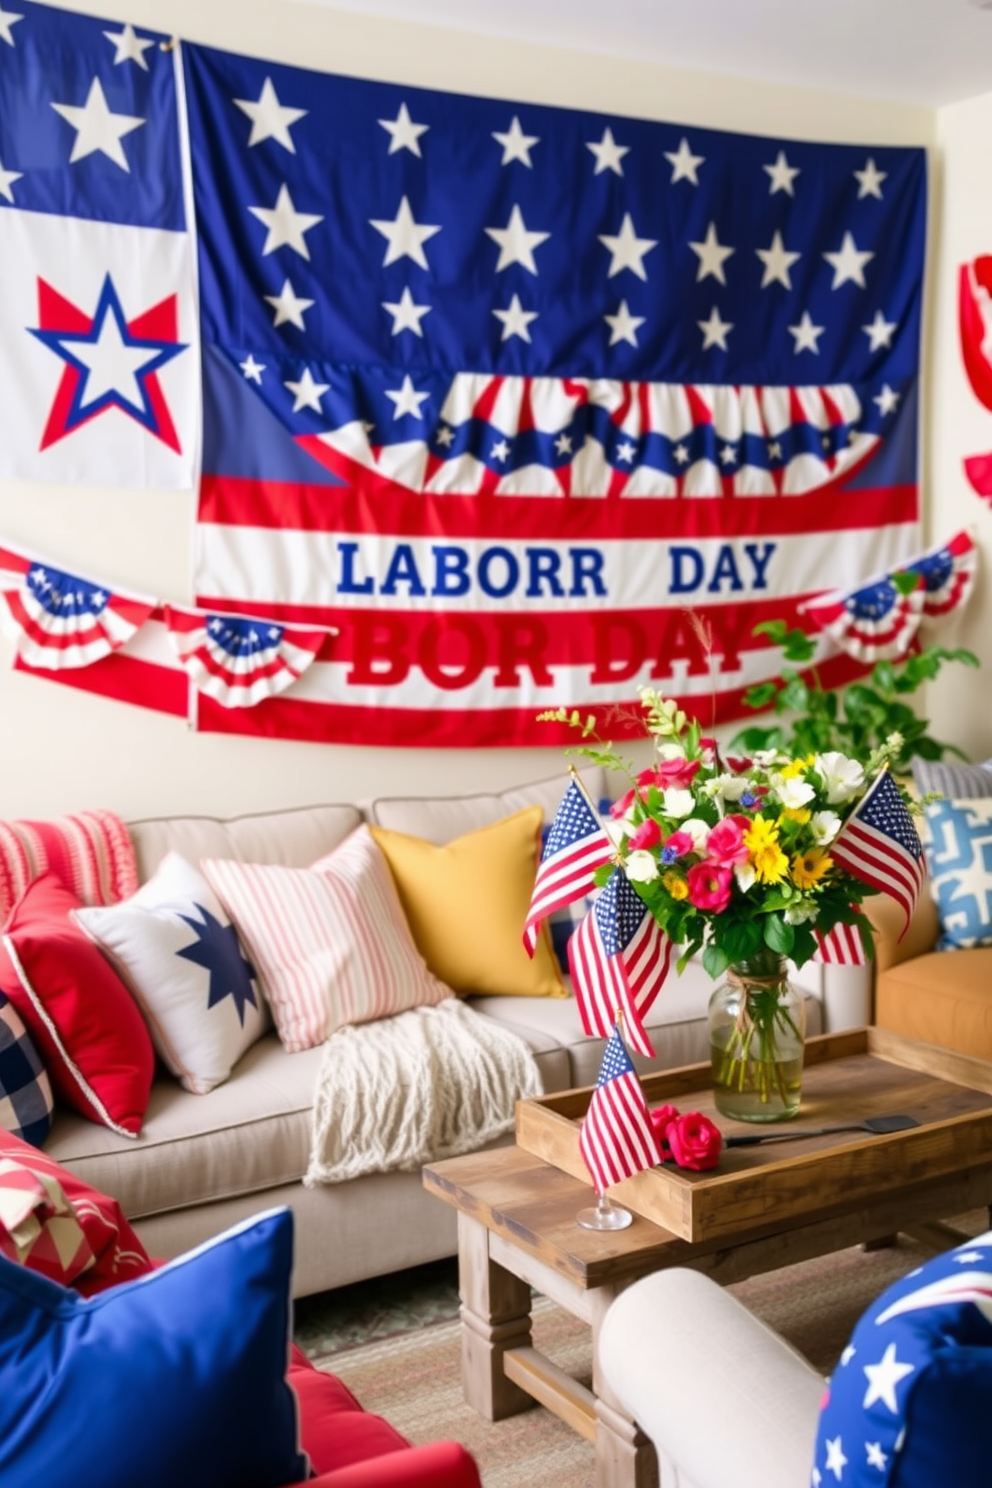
457,1211,535,1420
591,1288,660,1488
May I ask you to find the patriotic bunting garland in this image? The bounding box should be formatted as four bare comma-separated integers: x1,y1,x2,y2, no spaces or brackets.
165,607,334,708
0,554,155,671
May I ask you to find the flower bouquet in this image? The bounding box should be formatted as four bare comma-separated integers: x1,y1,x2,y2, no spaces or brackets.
547,689,923,1122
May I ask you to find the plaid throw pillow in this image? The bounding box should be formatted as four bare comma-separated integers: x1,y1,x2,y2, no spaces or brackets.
0,994,53,1149
542,797,612,975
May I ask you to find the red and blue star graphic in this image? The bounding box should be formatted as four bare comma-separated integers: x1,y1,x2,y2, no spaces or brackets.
30,272,187,451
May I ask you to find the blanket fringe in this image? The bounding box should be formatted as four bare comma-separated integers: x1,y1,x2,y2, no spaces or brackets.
305,998,543,1186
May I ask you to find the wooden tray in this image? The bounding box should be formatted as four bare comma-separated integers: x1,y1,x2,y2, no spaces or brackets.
515,1027,992,1243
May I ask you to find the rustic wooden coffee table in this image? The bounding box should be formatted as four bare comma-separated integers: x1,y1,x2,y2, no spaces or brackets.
423,1029,992,1488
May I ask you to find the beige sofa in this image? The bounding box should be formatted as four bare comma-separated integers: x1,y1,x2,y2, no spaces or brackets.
42,770,872,1298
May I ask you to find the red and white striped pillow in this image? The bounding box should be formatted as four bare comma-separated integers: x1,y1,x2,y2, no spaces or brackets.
0,809,137,924
201,826,451,1053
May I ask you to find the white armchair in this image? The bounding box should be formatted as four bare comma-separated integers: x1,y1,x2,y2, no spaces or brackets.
597,1269,824,1488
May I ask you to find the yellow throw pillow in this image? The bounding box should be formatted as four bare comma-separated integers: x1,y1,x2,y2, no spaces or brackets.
370,806,566,998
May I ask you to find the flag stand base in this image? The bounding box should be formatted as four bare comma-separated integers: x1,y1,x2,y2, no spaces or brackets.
576,1193,633,1230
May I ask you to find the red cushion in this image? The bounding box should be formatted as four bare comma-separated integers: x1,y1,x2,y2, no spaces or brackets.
0,1129,153,1292
307,1443,482,1488
289,1354,410,1476
0,873,155,1135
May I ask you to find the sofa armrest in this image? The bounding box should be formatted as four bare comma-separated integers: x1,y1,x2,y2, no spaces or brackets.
305,1442,481,1488
598,1269,823,1488
864,889,939,974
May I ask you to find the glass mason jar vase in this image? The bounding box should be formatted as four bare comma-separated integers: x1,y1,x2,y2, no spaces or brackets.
707,950,806,1123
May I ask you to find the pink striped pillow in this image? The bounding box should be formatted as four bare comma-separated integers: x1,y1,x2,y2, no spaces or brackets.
201,826,451,1052
0,811,138,924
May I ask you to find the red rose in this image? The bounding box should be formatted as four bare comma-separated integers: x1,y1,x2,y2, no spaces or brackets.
649,1103,681,1161
610,788,636,819
628,818,661,851
667,1112,723,1171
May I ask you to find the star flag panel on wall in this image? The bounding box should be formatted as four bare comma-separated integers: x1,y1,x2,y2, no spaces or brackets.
182,40,927,747
0,1,198,488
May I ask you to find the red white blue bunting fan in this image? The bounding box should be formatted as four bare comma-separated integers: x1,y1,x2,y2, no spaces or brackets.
165,607,334,708
799,528,977,663
0,552,154,670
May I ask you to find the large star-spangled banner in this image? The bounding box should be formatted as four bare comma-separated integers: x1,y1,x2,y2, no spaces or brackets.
0,0,198,488
184,40,927,747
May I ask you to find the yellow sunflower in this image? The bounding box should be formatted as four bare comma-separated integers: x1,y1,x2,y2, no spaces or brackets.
791,848,833,890
744,817,789,885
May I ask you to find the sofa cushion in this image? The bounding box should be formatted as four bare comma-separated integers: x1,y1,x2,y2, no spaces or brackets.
0,992,53,1148
44,1028,569,1222
290,1352,412,1476
471,968,824,1087
0,1154,95,1287
127,802,363,884
875,947,992,1059
75,852,267,1095
0,1207,308,1488
203,828,450,1053
0,874,156,1137
0,1129,152,1295
0,808,138,923
922,796,992,950
812,1228,992,1488
371,808,565,999
367,767,608,841
912,756,992,799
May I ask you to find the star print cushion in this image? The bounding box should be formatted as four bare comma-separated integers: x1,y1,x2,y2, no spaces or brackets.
811,1230,992,1487
74,852,266,1095
0,873,155,1136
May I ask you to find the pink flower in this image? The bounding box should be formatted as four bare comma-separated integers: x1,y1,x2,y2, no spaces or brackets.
667,1112,723,1171
686,860,733,912
661,830,693,864
649,1104,681,1161
726,755,753,774
637,758,701,793
610,788,636,819
699,737,718,760
705,815,750,868
628,818,661,851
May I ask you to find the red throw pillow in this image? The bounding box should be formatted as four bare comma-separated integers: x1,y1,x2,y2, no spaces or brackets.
0,1130,153,1293
0,873,155,1136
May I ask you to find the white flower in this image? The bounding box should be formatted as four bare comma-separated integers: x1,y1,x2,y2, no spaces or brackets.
734,861,757,893
679,817,711,853
816,751,866,805
604,818,628,848
655,742,688,762
772,775,816,810
752,748,787,768
701,772,750,802
662,787,695,819
785,901,820,925
625,850,660,883
810,810,842,845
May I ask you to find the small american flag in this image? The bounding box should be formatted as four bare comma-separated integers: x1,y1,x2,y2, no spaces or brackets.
522,778,613,956
831,770,925,936
568,867,672,1059
813,916,869,966
579,1024,658,1196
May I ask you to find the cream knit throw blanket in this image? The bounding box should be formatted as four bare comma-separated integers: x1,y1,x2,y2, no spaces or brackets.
305,998,543,1186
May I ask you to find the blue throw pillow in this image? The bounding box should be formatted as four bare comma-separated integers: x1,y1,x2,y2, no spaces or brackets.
0,1206,308,1488
922,796,992,949
0,991,53,1148
812,1231,992,1487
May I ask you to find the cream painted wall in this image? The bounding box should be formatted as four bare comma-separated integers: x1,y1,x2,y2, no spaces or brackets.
0,0,937,819
922,90,992,761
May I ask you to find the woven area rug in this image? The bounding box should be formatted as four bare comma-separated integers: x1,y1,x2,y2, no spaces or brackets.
300,1219,986,1488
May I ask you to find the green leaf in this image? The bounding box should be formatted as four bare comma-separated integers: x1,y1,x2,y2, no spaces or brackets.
891,569,921,597
752,619,790,644
722,919,763,962
763,914,795,954
742,682,778,710
702,942,731,980
780,629,818,663
780,677,810,712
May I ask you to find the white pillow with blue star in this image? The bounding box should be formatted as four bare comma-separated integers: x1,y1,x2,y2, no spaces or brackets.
74,853,266,1095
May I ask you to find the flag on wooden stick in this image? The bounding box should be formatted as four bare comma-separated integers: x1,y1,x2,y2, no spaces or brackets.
579,1023,658,1197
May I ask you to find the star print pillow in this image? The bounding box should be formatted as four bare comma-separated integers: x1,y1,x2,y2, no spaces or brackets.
811,1230,992,1487
74,853,266,1096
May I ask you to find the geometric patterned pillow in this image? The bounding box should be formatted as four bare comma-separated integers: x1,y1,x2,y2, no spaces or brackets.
912,757,992,800
922,797,992,950
0,994,53,1149
0,1156,95,1287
